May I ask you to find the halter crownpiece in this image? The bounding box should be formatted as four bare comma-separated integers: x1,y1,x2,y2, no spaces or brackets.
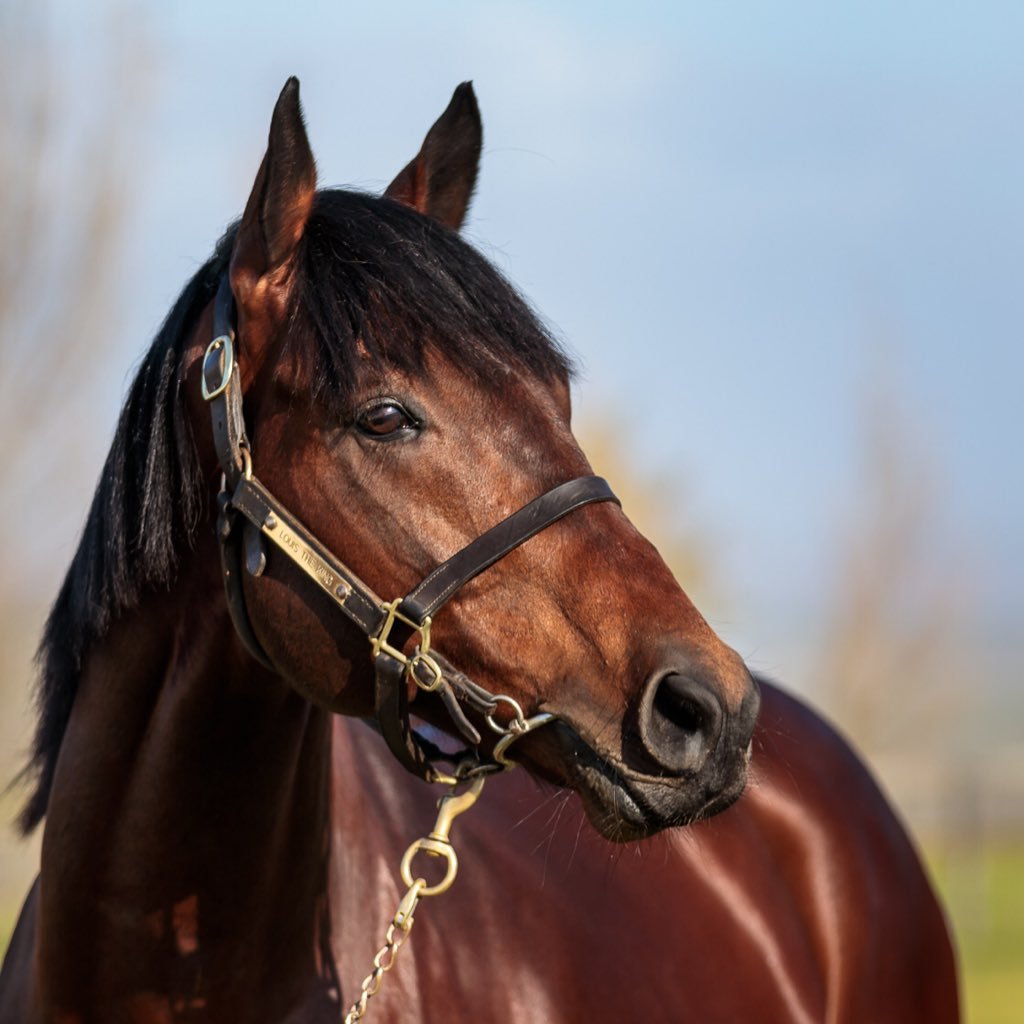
204,275,620,781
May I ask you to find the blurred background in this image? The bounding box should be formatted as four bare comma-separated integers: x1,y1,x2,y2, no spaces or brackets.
1,1,1020,1019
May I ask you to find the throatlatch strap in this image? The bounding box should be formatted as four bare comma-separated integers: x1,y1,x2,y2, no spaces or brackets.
216,493,276,672
374,652,436,778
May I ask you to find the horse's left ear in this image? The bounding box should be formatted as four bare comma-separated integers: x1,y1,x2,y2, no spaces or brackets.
230,77,317,325
384,82,482,231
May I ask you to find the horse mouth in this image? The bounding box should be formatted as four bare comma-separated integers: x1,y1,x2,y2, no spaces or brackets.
521,717,750,842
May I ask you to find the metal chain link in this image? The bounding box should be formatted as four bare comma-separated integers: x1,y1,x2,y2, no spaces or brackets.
343,879,425,1024
486,695,556,768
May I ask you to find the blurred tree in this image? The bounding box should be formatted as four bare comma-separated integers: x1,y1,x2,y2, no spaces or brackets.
0,1,146,520
817,358,972,828
0,0,150,944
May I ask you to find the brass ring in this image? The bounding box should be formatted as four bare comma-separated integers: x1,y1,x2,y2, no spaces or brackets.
400,838,459,896
484,694,527,736
492,711,558,767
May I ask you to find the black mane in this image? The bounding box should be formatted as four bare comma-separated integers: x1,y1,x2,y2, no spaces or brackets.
19,188,571,832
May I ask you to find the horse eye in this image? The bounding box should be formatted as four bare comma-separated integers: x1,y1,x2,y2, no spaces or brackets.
355,401,417,438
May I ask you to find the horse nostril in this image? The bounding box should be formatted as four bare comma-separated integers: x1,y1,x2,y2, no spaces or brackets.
640,673,725,775
654,680,706,735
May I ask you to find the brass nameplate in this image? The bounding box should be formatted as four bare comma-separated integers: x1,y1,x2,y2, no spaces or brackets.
263,518,352,602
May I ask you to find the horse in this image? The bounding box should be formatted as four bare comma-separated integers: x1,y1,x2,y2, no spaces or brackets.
0,80,956,1023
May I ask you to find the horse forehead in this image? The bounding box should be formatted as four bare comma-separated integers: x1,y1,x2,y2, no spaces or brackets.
418,348,571,426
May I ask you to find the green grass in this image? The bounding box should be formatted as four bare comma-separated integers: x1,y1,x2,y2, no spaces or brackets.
929,843,1024,1024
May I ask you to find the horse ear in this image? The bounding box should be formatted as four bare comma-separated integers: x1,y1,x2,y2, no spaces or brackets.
230,77,317,320
384,82,482,230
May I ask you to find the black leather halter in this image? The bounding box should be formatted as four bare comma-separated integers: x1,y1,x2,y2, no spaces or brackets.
203,276,619,782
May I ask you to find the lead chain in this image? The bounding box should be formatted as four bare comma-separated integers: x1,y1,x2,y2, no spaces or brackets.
342,773,486,1023
343,879,425,1024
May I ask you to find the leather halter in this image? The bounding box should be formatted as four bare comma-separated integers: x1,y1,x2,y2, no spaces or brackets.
203,276,619,782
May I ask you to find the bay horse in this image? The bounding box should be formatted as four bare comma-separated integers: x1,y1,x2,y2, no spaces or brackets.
0,81,956,1022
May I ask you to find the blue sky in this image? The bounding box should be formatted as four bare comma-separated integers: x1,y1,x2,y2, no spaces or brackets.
42,1,1024,695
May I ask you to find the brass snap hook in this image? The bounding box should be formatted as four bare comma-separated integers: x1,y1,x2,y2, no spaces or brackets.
399,775,485,896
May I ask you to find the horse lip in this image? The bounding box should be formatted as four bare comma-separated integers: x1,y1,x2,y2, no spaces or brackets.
498,715,637,791
519,718,653,838
516,713,750,839
530,714,667,787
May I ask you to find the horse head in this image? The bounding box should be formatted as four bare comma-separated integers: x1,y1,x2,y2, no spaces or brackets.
191,79,759,842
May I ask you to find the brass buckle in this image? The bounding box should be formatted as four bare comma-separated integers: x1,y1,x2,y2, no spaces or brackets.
201,334,235,401
370,600,444,692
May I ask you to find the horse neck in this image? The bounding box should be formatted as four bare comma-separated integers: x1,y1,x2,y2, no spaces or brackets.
35,545,340,1020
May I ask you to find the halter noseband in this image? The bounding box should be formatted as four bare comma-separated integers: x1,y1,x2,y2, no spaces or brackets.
203,276,619,782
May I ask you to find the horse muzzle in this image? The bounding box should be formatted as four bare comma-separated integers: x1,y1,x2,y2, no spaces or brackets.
520,664,761,841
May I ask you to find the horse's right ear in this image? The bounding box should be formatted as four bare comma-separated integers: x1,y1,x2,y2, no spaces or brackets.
230,77,317,330
384,82,482,231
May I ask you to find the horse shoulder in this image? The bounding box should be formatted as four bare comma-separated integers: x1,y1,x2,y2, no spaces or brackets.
708,680,960,1023
327,694,960,1023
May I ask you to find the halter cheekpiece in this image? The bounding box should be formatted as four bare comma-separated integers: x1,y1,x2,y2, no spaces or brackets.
203,275,619,782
